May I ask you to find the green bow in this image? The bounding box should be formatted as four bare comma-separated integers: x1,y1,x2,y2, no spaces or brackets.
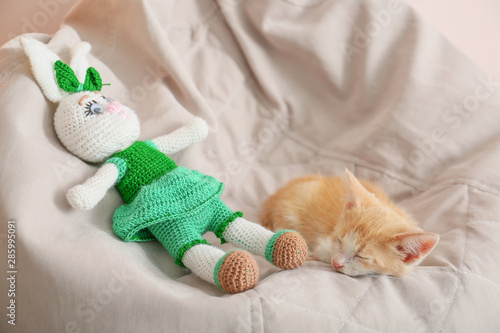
54,60,105,93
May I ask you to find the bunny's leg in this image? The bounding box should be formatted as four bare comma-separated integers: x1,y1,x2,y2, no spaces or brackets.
148,221,258,294
182,244,258,294
220,217,308,270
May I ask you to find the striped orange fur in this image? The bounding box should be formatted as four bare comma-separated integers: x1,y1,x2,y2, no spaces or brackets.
261,170,439,277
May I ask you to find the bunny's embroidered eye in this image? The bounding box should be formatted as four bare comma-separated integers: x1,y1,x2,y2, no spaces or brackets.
84,100,104,117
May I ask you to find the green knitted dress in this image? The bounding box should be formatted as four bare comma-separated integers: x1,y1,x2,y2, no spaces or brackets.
106,141,242,266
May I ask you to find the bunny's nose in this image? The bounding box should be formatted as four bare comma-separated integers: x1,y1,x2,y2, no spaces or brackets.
107,102,130,120
106,101,123,114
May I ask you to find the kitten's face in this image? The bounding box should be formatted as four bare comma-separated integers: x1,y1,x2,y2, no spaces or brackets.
314,171,439,277
314,207,413,277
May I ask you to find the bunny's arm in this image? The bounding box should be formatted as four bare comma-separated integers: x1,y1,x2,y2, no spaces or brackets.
152,117,209,155
67,163,119,210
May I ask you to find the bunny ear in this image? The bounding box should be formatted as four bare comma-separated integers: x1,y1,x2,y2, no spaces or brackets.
70,42,91,82
20,37,66,103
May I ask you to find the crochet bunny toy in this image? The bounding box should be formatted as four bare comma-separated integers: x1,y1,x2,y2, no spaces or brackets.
20,37,308,293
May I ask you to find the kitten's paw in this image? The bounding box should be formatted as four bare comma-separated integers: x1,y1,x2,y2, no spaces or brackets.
215,250,258,293
266,230,308,269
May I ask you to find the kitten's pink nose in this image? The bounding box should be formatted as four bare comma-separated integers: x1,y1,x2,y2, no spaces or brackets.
333,260,344,269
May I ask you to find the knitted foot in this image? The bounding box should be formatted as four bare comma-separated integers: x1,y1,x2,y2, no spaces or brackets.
265,230,308,269
214,250,259,294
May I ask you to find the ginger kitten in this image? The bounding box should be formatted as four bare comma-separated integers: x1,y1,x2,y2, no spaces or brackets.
261,170,439,277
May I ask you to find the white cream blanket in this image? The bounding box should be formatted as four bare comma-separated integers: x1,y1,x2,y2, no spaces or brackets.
1,0,499,332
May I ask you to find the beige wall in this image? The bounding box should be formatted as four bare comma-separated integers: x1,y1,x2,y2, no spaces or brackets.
404,0,500,80
0,0,78,45
0,0,498,79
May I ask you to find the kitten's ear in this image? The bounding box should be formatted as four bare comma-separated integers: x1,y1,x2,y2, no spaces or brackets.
344,169,378,209
392,232,439,265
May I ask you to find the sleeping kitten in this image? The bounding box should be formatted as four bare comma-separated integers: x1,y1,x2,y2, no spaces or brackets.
261,170,439,277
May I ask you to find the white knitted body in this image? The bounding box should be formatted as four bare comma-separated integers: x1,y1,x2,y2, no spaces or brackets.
223,217,274,257
182,244,225,285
